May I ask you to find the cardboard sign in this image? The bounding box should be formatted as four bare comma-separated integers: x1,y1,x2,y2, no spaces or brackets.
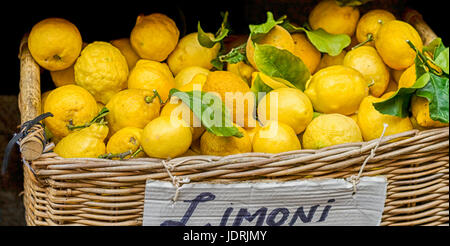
143,176,387,226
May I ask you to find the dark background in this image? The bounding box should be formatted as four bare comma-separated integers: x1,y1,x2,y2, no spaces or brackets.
1,0,448,95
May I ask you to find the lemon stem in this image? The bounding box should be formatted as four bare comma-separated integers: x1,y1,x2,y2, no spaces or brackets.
352,33,373,50
406,40,443,76
98,150,133,160
130,146,143,158
67,107,110,131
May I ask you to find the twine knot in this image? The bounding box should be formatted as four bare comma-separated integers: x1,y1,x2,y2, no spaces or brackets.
162,160,190,203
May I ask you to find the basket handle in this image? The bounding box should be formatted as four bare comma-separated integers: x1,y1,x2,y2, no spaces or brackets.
403,8,438,46
18,34,46,161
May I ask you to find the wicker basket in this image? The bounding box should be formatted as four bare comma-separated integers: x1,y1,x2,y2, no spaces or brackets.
17,7,448,226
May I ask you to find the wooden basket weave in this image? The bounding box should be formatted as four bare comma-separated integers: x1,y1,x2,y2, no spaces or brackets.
18,8,449,226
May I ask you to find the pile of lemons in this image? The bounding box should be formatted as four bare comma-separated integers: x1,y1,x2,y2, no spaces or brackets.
30,0,447,160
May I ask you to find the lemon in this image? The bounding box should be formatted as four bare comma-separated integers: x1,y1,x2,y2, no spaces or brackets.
309,0,360,36
398,64,416,88
174,66,210,89
44,85,98,140
178,73,207,92
130,13,179,61
384,79,398,94
316,51,347,72
349,113,358,124
200,126,252,156
28,18,82,71
227,61,256,85
105,89,161,135
252,120,301,153
202,71,256,128
357,93,413,141
128,59,175,102
257,88,314,134
111,38,141,70
106,127,145,158
343,46,390,97
302,114,363,149
141,116,192,158
411,95,449,128
375,20,423,70
74,41,129,104
356,9,396,46
50,64,76,87
167,32,221,75
96,102,105,113
54,123,109,158
160,99,205,141
305,65,368,115
246,123,262,143
246,25,295,70
391,68,406,84
291,33,321,74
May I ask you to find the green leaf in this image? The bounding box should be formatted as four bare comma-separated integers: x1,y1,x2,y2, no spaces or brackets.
373,73,431,117
169,88,243,138
304,28,351,56
197,11,230,48
279,19,305,33
218,43,247,65
250,73,273,104
249,12,286,42
435,48,449,74
210,57,224,70
254,44,310,91
336,0,373,6
415,73,449,123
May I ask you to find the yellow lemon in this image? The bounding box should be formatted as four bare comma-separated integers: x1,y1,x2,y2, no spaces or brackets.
384,79,398,94
302,114,363,149
96,102,105,113
130,13,179,61
305,65,368,115
246,123,262,143
291,33,321,74
349,113,358,124
227,61,256,85
128,59,175,102
357,93,413,141
343,46,390,97
174,66,210,89
375,20,423,70
246,25,295,70
356,9,396,46
111,38,141,70
74,41,129,104
54,123,109,158
252,120,301,153
44,85,98,140
391,68,406,83
28,18,82,71
200,126,252,156
398,64,416,88
106,127,146,158
160,99,205,141
141,116,192,158
105,89,161,135
178,74,207,92
167,32,221,75
49,42,87,87
411,95,449,128
203,71,256,128
316,50,347,72
309,0,360,36
257,87,314,134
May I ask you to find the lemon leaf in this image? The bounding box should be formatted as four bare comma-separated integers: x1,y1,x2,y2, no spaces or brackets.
197,11,230,48
303,28,351,56
336,0,373,6
254,44,310,91
251,73,273,104
249,12,286,42
415,73,449,123
435,48,449,74
218,43,247,65
169,88,243,138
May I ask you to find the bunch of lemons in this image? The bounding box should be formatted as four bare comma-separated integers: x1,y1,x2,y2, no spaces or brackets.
30,0,447,160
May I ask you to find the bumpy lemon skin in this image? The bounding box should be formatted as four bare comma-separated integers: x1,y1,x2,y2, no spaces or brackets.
106,127,146,158
128,59,176,102
246,25,295,70
343,46,390,97
111,38,141,70
74,41,129,104
252,120,301,154
257,88,314,135
356,9,396,46
105,89,161,135
302,114,363,150
308,0,360,36
54,123,109,158
375,20,423,70
130,13,179,62
304,65,369,116
167,32,220,75
141,116,192,158
28,18,82,71
200,126,252,156
43,85,98,140
357,93,413,141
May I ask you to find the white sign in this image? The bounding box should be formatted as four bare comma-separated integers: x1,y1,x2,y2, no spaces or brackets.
143,176,387,226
